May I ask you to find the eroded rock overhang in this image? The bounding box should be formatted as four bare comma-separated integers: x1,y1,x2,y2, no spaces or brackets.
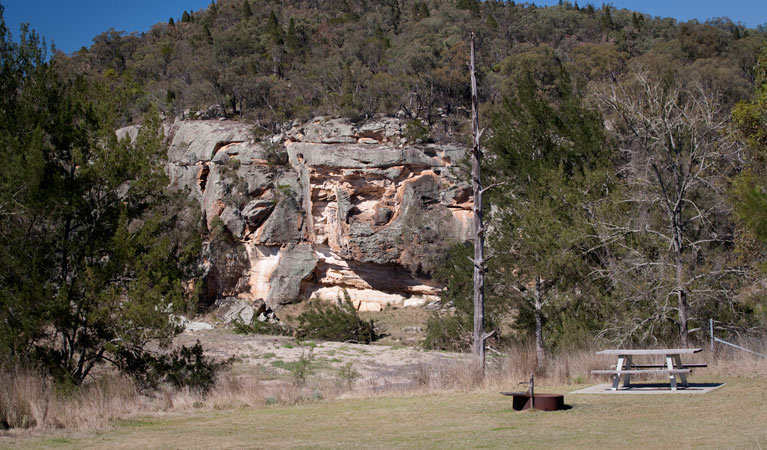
119,116,473,311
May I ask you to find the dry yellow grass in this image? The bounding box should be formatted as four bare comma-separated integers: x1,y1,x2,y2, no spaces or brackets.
4,376,766,449
3,340,766,436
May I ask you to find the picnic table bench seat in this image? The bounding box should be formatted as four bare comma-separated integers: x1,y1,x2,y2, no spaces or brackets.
592,348,704,390
595,349,701,355
609,363,707,369
592,369,691,375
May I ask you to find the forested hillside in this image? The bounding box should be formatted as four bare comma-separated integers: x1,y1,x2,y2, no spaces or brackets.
57,0,766,131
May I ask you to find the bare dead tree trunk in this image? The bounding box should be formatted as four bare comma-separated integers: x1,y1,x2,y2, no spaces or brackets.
534,275,546,369
469,32,488,374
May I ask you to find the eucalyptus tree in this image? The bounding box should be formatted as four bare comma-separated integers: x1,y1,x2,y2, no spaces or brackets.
730,48,767,330
598,68,742,346
732,48,767,242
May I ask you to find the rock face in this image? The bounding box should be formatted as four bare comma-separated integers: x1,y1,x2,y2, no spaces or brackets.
214,297,265,325
119,117,473,311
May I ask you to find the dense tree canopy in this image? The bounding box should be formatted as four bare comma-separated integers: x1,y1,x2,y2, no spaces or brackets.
54,0,765,133
486,67,612,359
0,7,201,384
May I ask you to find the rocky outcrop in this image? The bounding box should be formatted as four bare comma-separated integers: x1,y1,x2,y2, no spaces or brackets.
214,297,265,325
119,117,473,311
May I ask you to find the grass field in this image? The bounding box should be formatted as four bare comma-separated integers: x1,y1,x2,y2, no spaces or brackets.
5,377,766,449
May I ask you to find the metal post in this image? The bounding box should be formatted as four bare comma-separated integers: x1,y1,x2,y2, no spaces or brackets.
710,318,714,353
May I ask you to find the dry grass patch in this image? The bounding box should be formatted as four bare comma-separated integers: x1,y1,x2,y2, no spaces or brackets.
5,378,767,449
0,369,144,430
2,336,765,437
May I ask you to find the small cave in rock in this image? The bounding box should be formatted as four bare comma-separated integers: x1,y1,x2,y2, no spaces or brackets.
357,130,384,143
348,206,362,218
201,273,219,307
198,164,210,193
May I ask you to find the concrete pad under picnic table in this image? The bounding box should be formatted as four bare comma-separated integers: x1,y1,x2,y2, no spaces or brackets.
571,382,726,394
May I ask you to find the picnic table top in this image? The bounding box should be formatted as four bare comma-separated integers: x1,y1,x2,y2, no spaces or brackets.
596,348,703,356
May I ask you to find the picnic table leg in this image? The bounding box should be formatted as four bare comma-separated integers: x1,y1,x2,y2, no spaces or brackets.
665,355,678,391
611,356,625,391
623,355,633,387
672,354,688,387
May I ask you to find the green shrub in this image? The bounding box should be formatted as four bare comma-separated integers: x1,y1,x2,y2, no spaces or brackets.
264,142,289,166
232,318,292,336
209,215,229,241
422,313,472,352
405,120,432,143
118,341,231,394
271,351,315,386
338,362,360,389
160,342,231,393
291,350,314,386
296,299,381,344
225,157,241,171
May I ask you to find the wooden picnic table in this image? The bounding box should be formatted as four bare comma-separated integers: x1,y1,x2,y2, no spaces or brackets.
592,348,705,391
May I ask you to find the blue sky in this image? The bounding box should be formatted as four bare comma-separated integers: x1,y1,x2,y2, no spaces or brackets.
2,0,767,55
2,0,212,53
539,1,767,28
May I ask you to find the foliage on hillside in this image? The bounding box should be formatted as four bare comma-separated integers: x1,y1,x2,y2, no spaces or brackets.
54,0,766,132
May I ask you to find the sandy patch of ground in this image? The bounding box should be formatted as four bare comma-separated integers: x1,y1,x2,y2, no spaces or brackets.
175,327,468,389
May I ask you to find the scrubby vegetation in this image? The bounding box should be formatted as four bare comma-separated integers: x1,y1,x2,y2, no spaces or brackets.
232,317,292,336
296,299,382,344
51,0,766,132
118,341,232,394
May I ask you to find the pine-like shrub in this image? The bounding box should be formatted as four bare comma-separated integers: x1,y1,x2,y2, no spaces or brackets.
296,299,380,344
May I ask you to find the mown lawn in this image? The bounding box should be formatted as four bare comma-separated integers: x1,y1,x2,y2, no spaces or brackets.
5,378,766,449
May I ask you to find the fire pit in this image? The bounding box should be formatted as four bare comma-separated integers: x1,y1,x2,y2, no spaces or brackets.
500,392,565,411
500,374,566,411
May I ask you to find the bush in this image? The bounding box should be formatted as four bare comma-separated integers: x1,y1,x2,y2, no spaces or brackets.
405,119,432,143
264,142,289,166
232,318,292,336
291,350,314,386
422,313,472,352
118,341,231,394
296,299,381,343
338,362,360,389
159,342,231,393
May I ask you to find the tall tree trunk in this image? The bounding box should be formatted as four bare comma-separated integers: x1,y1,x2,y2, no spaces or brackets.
534,276,545,370
672,202,689,347
469,32,487,373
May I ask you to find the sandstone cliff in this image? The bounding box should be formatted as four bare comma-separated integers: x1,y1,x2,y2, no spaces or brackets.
119,117,472,312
